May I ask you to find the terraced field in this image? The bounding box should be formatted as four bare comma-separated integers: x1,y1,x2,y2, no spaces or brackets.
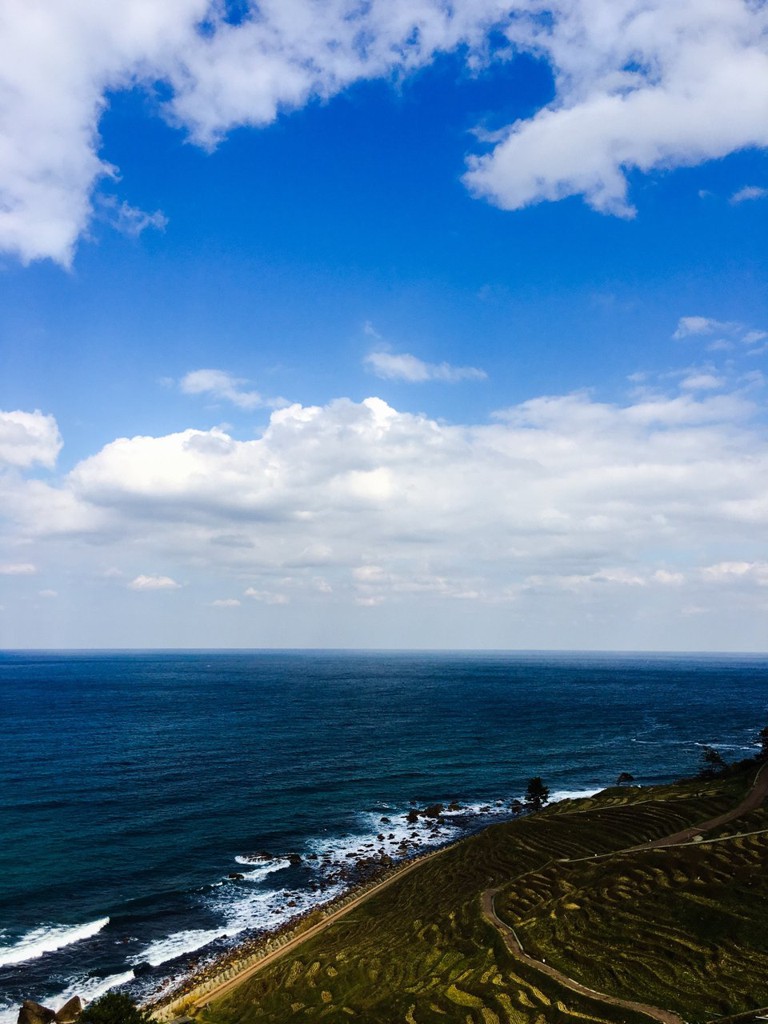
198,770,766,1024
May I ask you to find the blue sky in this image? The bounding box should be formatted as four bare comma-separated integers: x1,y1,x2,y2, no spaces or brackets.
1,0,767,649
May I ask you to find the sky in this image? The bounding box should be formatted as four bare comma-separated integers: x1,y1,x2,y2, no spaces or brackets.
1,0,767,650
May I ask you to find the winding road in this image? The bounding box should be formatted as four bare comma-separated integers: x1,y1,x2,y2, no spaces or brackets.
480,762,768,1024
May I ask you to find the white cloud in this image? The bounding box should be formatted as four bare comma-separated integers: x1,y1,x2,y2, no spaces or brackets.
38,589,58,598
680,372,723,391
701,561,768,585
653,569,685,586
465,0,768,218
0,562,36,575
673,316,736,340
244,587,289,604
673,317,768,353
730,185,768,204
2,374,768,648
364,350,487,383
179,368,285,409
128,574,181,590
4,1,768,264
0,410,62,468
96,196,168,237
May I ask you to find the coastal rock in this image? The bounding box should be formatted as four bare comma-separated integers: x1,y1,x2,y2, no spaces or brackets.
288,853,302,865
18,1001,56,1024
228,872,245,880
55,997,82,1023
133,961,153,976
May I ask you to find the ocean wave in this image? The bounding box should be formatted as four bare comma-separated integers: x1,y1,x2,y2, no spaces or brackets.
131,929,234,968
548,787,603,803
234,857,293,879
0,918,110,968
208,879,347,937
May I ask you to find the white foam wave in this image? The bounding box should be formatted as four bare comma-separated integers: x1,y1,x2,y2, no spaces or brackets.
0,918,110,968
132,929,233,968
208,879,347,937
0,970,134,1024
549,787,603,803
235,858,292,880
61,970,136,1005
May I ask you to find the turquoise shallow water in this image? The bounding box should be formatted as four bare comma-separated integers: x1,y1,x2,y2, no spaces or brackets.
1,649,766,1015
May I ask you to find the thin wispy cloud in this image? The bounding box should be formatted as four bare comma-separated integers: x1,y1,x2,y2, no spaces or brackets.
179,369,286,410
673,317,768,354
730,186,768,205
96,196,168,237
128,574,181,591
365,350,487,383
673,317,738,340
0,563,36,576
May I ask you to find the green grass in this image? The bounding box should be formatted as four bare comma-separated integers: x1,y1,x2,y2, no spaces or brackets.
198,768,765,1024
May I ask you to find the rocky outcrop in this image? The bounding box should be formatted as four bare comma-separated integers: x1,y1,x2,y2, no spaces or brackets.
55,997,82,1023
18,1001,56,1024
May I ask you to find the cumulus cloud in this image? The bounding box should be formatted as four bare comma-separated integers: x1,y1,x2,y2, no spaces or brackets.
211,597,241,607
364,350,487,383
0,410,62,468
0,378,761,633
465,0,768,218
128,574,181,590
179,368,285,409
4,0,768,263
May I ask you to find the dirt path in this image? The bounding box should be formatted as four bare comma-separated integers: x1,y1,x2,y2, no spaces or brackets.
480,887,686,1024
635,761,768,851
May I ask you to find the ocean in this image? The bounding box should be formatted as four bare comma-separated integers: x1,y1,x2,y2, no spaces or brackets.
1,650,766,1019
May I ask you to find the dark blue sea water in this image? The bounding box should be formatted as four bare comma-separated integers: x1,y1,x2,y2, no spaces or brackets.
1,650,766,1018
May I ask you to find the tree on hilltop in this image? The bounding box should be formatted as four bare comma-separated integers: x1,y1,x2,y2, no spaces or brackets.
524,777,549,812
698,745,727,779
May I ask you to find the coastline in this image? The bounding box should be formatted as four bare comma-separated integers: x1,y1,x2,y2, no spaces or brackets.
149,760,768,1024
144,791,601,1020
146,843,455,1020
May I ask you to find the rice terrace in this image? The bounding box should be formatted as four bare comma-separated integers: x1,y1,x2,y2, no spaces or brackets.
150,753,768,1024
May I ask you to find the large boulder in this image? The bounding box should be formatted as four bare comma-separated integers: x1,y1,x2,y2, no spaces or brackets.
55,997,82,1023
18,1001,56,1024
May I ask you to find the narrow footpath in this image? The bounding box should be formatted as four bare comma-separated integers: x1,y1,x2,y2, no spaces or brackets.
480,887,686,1024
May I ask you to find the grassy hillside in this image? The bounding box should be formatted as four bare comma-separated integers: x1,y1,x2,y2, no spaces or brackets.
199,770,767,1024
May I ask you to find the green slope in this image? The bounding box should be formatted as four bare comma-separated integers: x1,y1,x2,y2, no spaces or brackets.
200,770,767,1024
